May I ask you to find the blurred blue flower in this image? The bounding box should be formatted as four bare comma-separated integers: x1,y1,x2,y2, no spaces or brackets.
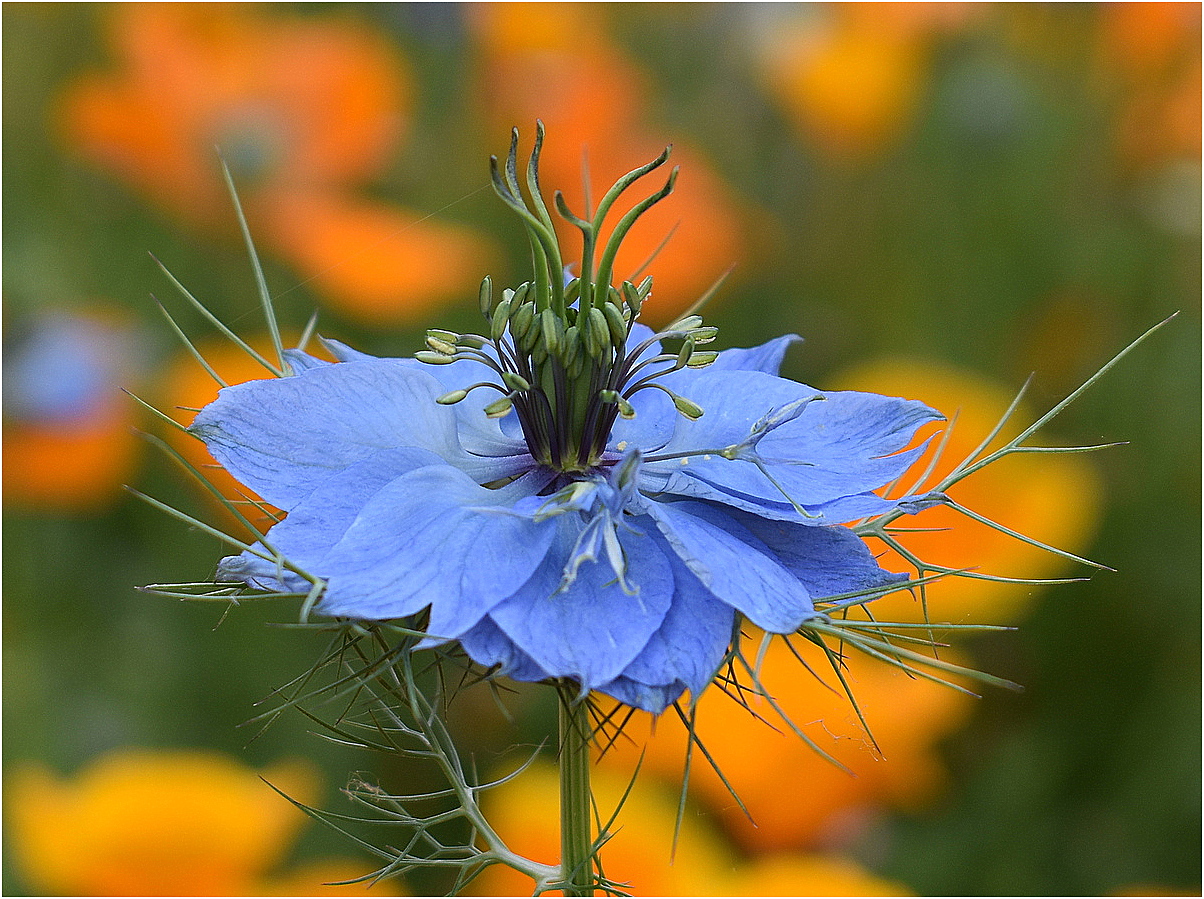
2,312,131,424
190,327,940,712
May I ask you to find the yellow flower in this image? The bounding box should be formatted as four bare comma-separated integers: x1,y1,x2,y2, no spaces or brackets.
5,748,389,897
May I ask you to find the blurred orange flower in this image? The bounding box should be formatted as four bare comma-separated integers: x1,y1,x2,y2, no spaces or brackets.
601,635,972,854
469,2,749,326
1108,7,1201,176
469,759,910,896
755,3,980,159
5,748,388,897
834,358,1103,625
3,308,144,512
60,3,493,324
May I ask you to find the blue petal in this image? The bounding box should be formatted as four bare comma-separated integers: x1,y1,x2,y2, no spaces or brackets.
705,334,802,375
311,464,556,625
596,677,686,713
488,515,674,689
645,499,815,633
190,359,530,510
325,338,535,462
281,348,331,373
457,616,553,684
641,369,940,517
598,541,735,710
219,458,553,634
728,512,908,600
640,467,922,525
216,445,449,588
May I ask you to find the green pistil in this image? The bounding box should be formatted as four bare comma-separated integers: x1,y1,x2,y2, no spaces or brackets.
423,123,721,475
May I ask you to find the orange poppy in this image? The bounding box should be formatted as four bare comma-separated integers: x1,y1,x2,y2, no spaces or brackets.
255,189,497,325
60,3,408,226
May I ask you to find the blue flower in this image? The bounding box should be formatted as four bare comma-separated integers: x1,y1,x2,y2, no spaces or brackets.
192,325,939,712
187,128,943,713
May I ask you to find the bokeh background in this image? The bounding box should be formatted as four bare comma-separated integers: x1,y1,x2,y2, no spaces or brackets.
3,3,1199,896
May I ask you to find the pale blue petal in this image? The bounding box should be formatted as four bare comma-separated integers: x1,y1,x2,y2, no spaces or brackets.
729,513,909,600
596,677,686,712
326,337,534,462
217,445,448,588
601,542,735,709
190,360,529,510
641,369,940,513
457,616,553,684
703,334,802,375
281,348,330,373
320,338,377,363
608,387,675,454
313,464,555,623
416,355,533,461
645,500,814,633
489,516,673,689
641,465,930,525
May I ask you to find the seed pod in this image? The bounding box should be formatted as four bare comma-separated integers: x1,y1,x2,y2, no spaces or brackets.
425,336,458,356
676,335,696,368
456,334,488,350
561,326,582,369
622,281,643,315
540,309,563,356
511,281,533,307
671,314,704,332
415,351,457,365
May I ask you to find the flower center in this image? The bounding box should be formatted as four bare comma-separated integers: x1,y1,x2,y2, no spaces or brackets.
418,123,720,474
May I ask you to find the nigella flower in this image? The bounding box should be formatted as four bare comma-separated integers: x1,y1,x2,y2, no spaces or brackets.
190,127,942,713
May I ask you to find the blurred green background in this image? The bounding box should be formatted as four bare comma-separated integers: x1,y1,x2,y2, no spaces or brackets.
3,3,1199,896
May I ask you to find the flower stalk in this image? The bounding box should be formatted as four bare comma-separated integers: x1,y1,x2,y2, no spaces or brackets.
558,688,595,896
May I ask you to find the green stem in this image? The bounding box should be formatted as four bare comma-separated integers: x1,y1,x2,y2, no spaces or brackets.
559,688,594,896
